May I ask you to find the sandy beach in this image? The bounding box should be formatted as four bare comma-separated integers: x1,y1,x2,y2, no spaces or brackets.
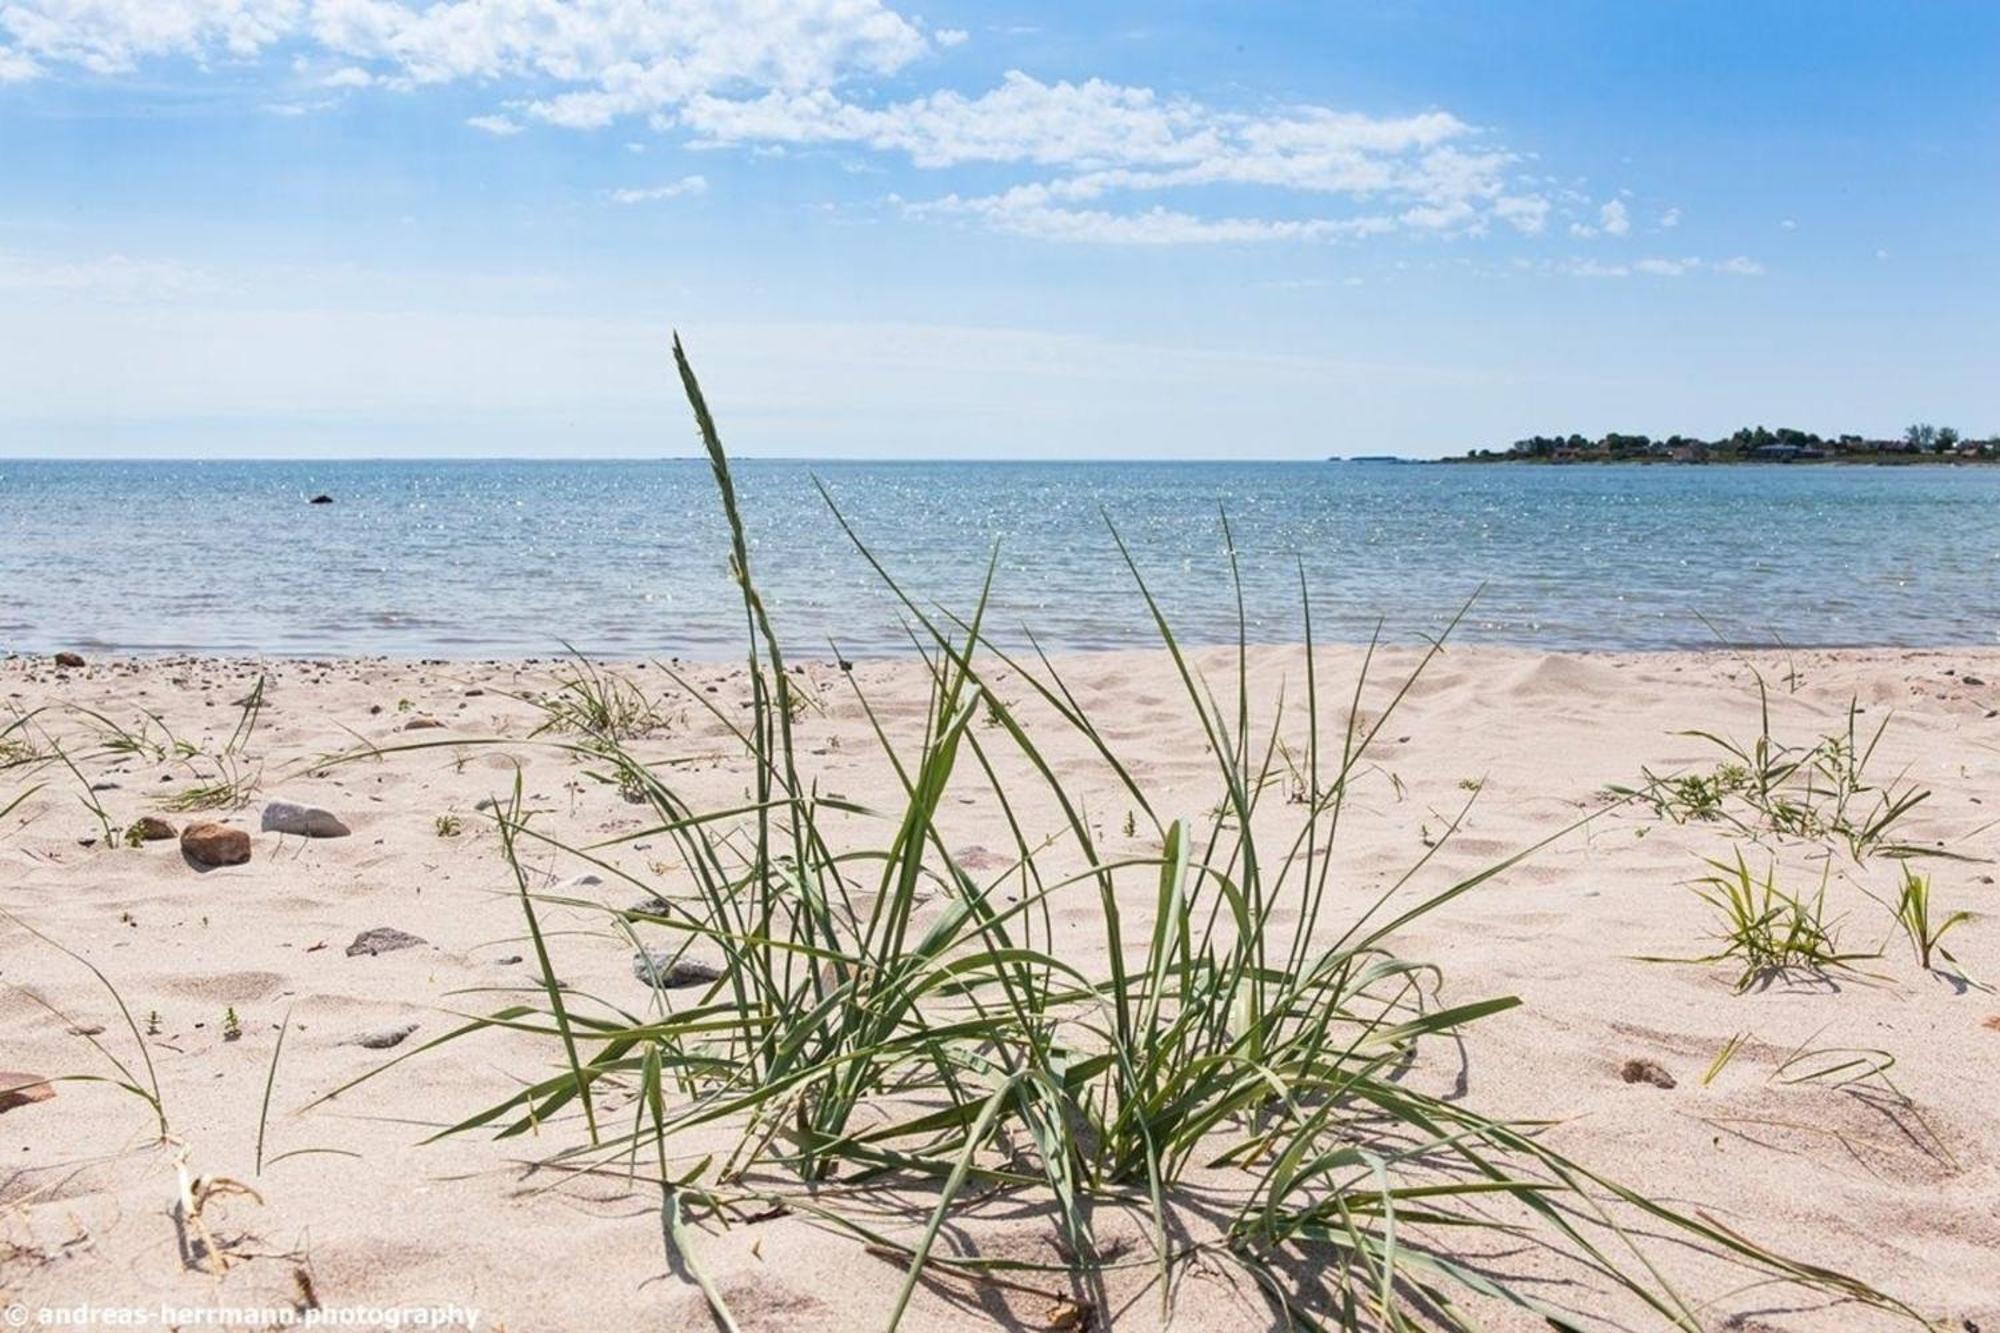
3,644,1996,1331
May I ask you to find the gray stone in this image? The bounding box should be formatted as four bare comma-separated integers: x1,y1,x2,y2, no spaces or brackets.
350,1022,420,1050
346,927,425,957
633,950,723,990
262,800,351,838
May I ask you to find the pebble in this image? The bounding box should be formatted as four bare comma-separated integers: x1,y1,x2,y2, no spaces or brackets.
129,816,176,842
350,1022,420,1050
262,800,352,838
181,822,251,866
0,1072,54,1112
346,927,426,957
53,652,85,669
632,951,724,989
1619,1058,1676,1089
403,718,445,731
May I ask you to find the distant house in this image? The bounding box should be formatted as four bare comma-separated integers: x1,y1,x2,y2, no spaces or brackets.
1752,443,1803,460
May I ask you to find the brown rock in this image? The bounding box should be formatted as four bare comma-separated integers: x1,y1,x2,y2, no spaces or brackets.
1619,1058,1676,1089
54,651,85,669
0,1071,54,1112
130,815,177,843
402,718,445,731
181,822,251,866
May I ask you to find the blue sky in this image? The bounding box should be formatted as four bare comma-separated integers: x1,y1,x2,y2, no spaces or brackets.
1,0,1994,458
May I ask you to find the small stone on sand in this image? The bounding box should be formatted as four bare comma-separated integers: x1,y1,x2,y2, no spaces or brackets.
347,926,426,957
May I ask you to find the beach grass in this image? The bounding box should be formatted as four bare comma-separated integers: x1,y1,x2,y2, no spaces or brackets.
297,338,1922,1330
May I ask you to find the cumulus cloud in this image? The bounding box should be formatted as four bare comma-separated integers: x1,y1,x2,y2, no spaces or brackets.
0,1,1567,247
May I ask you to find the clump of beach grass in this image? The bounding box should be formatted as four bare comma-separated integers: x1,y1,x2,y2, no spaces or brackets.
1651,851,1873,991
533,652,678,745
312,338,1918,1331
1613,688,1936,862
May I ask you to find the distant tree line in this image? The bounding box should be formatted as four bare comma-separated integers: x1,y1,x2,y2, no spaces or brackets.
1461,422,1997,463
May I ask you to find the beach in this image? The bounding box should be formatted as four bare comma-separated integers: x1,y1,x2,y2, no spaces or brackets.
2,643,1995,1331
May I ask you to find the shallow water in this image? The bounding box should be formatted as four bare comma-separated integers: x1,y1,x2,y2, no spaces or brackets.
2,459,1996,657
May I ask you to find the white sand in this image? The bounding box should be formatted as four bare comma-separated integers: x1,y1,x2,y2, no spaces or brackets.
2,645,1995,1331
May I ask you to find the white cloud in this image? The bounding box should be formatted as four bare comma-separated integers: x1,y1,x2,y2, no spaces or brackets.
0,0,300,75
1569,198,1629,239
1542,253,1762,280
0,249,222,301
1633,256,1698,276
0,3,1583,248
1493,194,1550,234
607,175,708,204
1713,255,1765,276
0,45,39,81
1658,206,1680,229
1779,218,1797,230
908,190,1396,245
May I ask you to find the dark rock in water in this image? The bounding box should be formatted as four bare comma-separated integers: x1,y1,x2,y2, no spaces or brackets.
309,494,334,505
633,950,723,989
350,1021,420,1050
1619,1058,1676,1089
181,822,251,866
346,926,426,957
54,651,85,669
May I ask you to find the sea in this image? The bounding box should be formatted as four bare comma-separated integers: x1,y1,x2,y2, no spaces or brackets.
2,459,1996,659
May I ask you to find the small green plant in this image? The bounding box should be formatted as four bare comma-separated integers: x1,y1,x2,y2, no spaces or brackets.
1120,808,1136,838
1890,865,1969,972
146,1009,161,1036
1652,851,1871,991
434,813,464,838
222,1007,242,1042
397,698,414,713
534,654,675,744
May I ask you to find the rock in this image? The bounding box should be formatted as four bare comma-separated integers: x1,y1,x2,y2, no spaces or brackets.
1964,675,1987,688
181,822,251,866
493,954,523,966
53,651,85,669
628,895,672,917
0,1072,54,1112
1619,1058,1676,1089
403,718,445,731
309,494,334,505
262,800,351,838
130,816,176,843
346,927,425,957
349,1022,420,1050
633,950,724,990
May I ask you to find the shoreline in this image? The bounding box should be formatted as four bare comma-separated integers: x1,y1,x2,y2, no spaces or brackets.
4,643,1996,1329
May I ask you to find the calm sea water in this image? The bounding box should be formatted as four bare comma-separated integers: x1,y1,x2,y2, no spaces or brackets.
2,459,1996,658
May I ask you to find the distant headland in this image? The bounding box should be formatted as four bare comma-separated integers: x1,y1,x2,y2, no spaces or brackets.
1444,423,1996,464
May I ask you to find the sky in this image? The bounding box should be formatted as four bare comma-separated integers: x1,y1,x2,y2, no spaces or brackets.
0,0,1995,459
